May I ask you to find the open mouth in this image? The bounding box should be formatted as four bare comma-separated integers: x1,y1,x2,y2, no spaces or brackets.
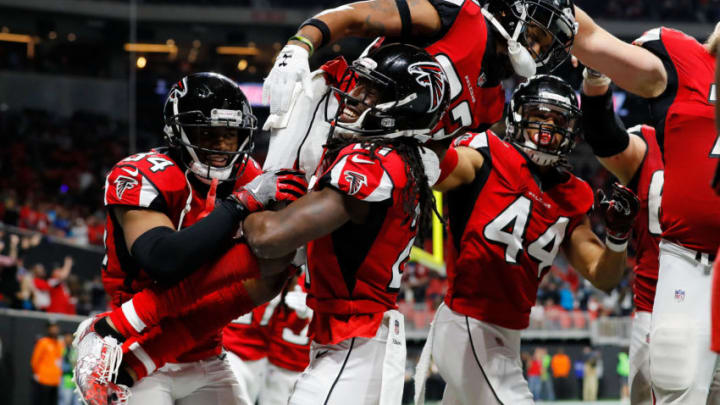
206,154,229,167
339,105,363,123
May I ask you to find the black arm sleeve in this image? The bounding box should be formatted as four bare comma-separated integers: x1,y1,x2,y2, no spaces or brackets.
130,199,245,284
581,89,630,158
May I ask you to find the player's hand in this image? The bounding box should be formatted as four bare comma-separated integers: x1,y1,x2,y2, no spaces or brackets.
285,289,312,319
582,67,612,88
263,44,313,115
597,183,639,243
230,169,308,213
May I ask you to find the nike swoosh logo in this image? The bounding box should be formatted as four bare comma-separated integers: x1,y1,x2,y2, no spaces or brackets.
351,154,374,165
122,167,139,177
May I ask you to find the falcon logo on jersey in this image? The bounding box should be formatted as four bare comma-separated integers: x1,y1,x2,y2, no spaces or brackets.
115,175,138,200
408,62,446,113
344,171,368,196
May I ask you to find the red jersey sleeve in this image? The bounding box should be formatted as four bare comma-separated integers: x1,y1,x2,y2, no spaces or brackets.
318,144,399,202
452,131,490,150
234,156,263,188
104,151,186,211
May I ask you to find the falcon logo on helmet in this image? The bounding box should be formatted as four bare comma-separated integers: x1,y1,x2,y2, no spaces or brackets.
408,62,447,113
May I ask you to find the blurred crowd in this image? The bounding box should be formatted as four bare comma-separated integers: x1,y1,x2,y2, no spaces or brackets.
0,109,129,245
0,230,108,316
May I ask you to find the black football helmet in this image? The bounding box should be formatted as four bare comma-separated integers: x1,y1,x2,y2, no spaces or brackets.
163,72,257,182
506,74,582,166
325,43,449,142
484,0,578,70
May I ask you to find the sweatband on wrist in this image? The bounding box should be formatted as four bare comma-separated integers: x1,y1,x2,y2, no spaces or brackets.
300,18,331,48
605,234,629,253
290,35,314,56
395,0,412,39
437,146,459,185
581,89,630,158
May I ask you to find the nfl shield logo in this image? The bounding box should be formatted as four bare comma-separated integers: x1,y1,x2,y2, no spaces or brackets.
394,320,400,335
674,289,686,302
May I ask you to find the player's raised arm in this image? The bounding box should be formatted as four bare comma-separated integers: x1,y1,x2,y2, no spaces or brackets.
563,183,639,293
572,6,667,98
264,0,441,114
580,69,647,185
433,145,485,192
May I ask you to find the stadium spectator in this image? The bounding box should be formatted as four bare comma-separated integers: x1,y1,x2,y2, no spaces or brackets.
30,320,63,405
527,349,543,400
583,350,600,401
59,333,80,405
551,348,572,399
541,349,556,400
617,350,630,401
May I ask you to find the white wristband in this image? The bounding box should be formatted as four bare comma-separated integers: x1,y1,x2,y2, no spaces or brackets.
583,68,612,87
605,236,628,252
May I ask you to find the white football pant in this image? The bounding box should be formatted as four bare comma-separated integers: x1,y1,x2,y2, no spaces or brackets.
259,363,302,405
227,352,268,403
428,303,533,405
629,311,652,405
650,240,719,404
128,354,249,405
288,311,406,405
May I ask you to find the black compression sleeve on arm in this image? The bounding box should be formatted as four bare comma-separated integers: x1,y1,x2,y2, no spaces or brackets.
130,199,245,284
580,89,630,158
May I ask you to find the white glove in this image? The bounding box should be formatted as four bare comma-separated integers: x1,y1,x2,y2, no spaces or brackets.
285,289,312,319
263,44,314,115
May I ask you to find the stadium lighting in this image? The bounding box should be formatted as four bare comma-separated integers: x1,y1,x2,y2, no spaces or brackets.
48,31,57,40
237,59,248,71
67,33,76,42
136,56,147,69
124,43,178,55
0,32,35,58
216,46,260,56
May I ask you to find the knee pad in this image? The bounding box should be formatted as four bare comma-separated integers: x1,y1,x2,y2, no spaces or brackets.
650,315,698,391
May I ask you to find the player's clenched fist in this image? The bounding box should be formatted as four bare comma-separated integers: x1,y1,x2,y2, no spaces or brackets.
597,182,640,251
229,169,308,214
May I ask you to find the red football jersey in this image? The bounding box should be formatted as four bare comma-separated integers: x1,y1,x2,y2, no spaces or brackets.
306,143,422,344
627,125,663,313
634,27,720,253
223,299,278,361
102,147,262,362
267,274,311,372
422,0,506,138
445,132,594,329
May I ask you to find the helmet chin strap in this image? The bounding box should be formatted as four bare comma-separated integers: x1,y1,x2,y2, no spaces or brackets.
480,6,537,78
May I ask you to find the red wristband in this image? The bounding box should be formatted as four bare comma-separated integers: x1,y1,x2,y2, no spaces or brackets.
437,146,459,185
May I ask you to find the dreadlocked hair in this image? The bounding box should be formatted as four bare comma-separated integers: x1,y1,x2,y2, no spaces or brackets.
323,136,438,230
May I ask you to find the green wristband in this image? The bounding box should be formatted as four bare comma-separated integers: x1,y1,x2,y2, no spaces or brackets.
290,35,314,56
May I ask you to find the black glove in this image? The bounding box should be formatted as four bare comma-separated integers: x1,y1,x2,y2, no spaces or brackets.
597,182,639,251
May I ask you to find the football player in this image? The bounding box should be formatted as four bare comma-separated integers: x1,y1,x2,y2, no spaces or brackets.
77,43,448,405
572,13,720,404
223,300,275,403
260,273,312,405
580,69,662,404
72,72,306,405
243,43,449,404
263,0,578,140
414,75,639,405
